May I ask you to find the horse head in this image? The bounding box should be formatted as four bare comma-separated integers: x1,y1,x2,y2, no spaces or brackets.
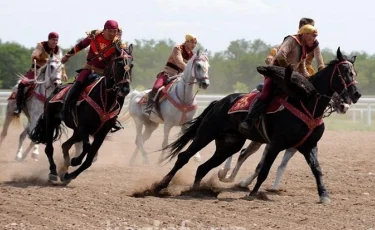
44,52,63,87
108,43,134,97
186,49,210,90
328,47,361,104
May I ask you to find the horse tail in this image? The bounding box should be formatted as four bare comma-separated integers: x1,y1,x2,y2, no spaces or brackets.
28,114,63,144
162,100,218,162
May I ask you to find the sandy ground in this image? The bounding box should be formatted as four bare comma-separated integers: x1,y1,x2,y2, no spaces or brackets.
0,121,374,230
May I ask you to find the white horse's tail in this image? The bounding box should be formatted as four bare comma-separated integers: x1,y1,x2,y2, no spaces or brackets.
118,89,139,124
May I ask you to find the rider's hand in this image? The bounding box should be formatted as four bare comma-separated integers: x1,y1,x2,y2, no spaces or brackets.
62,74,68,81
265,55,273,65
61,56,69,64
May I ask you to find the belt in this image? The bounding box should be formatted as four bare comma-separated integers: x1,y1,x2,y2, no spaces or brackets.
83,63,105,75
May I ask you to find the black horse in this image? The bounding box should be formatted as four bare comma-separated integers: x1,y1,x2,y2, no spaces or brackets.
29,44,134,184
155,47,361,204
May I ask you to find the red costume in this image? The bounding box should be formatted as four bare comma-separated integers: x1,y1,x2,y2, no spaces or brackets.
59,20,126,132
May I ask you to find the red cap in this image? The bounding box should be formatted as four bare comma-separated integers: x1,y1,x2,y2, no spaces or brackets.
104,20,119,30
48,32,59,40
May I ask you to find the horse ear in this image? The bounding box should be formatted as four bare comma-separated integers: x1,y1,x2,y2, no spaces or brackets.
337,47,344,60
350,55,357,64
49,52,53,58
196,49,200,56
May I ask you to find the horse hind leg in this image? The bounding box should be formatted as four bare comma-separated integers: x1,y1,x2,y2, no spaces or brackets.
193,133,246,188
219,141,262,183
0,105,16,147
129,118,146,165
140,122,158,164
268,148,297,191
238,144,270,188
155,128,217,192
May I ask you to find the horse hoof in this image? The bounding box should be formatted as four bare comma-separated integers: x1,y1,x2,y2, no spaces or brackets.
70,158,81,167
320,196,331,205
217,168,229,180
237,181,249,188
31,153,39,161
60,173,72,185
243,195,256,201
15,156,24,162
265,188,280,193
193,156,202,163
48,174,58,182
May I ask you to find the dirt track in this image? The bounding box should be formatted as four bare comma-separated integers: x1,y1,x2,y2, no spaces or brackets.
0,124,374,230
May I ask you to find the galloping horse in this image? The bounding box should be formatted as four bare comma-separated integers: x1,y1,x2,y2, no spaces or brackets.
123,49,210,164
0,53,64,161
217,92,351,189
29,44,134,184
155,48,361,204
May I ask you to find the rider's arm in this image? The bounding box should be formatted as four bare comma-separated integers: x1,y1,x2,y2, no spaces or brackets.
313,45,325,71
172,47,186,71
297,60,310,77
64,36,91,58
274,37,294,67
305,52,316,75
31,43,43,61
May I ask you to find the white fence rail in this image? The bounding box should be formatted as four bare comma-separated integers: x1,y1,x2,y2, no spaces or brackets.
1,91,374,126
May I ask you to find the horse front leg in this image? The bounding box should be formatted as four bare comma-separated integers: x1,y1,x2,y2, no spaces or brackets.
59,130,81,176
15,128,28,161
300,145,330,204
61,126,109,184
70,124,90,167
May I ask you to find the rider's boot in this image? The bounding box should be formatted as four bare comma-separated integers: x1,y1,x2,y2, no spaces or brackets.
144,91,156,116
111,96,125,133
58,81,84,120
239,97,268,132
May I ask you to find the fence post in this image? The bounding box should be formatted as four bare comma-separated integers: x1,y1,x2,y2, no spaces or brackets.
367,104,372,126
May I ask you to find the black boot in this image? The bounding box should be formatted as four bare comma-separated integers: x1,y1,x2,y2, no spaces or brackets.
14,83,26,115
239,97,268,132
111,96,125,133
58,81,84,120
144,91,156,116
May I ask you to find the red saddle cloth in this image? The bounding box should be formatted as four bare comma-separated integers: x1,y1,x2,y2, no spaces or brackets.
228,92,287,114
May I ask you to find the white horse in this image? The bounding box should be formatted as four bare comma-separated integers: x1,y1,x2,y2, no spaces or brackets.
0,54,79,161
122,49,210,164
218,91,351,190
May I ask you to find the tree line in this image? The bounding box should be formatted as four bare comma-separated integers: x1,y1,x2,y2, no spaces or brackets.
0,38,373,94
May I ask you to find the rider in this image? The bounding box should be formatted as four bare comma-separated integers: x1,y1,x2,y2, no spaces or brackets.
240,24,319,131
14,32,67,115
144,34,197,115
265,17,324,76
59,20,126,132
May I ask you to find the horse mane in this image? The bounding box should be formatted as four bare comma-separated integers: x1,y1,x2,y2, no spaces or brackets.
256,65,316,100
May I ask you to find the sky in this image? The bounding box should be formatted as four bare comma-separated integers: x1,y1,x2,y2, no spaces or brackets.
0,0,373,54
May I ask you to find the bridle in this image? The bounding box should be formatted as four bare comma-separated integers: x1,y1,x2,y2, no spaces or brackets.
107,49,133,91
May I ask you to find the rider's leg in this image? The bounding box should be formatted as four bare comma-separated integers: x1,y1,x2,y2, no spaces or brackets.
14,82,26,115
58,70,89,120
240,77,274,131
14,70,34,115
145,72,167,115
